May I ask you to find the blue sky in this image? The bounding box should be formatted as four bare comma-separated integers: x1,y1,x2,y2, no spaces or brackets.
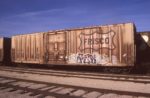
0,0,150,37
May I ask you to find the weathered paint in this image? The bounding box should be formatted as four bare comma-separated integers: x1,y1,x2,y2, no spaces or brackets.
0,38,4,62
79,30,115,51
66,23,135,66
11,23,136,67
11,33,44,64
44,31,66,64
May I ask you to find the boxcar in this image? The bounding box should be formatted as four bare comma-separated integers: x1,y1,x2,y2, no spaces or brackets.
11,23,136,67
0,37,11,64
136,32,150,65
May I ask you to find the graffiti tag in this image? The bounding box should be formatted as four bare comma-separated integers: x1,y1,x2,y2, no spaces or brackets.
68,53,118,65
77,53,96,64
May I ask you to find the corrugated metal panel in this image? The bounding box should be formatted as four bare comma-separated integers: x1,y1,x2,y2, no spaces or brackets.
11,35,22,62
0,38,4,62
21,35,26,61
11,36,15,62
66,23,135,66
11,33,44,64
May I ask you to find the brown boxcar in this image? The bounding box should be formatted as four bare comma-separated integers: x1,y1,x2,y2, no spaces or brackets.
0,37,11,64
12,23,136,67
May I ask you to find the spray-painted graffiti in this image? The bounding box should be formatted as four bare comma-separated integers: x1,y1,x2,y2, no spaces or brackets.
77,53,96,64
79,30,116,52
68,53,118,65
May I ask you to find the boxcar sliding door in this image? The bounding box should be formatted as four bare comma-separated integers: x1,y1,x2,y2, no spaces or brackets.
45,31,66,64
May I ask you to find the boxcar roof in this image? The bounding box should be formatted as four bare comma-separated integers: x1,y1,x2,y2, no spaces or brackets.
12,22,135,37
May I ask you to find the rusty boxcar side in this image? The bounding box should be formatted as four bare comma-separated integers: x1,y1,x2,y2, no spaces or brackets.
65,23,136,66
11,22,136,67
0,37,11,64
11,33,44,64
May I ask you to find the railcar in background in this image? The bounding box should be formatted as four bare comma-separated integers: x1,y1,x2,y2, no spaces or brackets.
11,23,136,69
0,37,11,65
136,32,150,66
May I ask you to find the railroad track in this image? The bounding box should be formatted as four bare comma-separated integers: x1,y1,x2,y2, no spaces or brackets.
0,75,149,98
0,66,150,84
0,66,150,98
